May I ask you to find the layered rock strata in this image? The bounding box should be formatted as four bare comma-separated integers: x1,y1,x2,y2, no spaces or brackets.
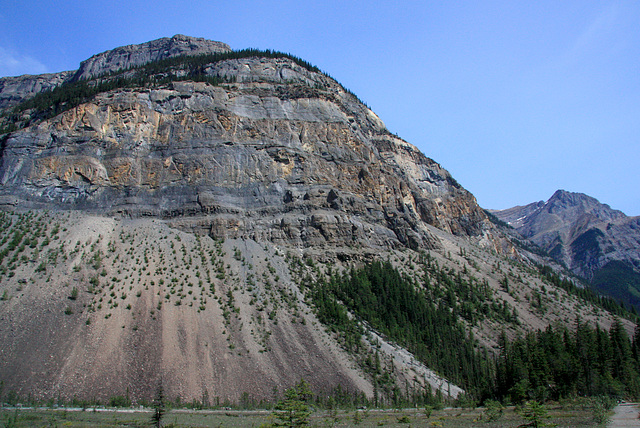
0,52,490,251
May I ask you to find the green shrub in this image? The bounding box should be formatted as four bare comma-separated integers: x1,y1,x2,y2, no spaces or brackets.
483,399,504,422
109,395,131,408
591,396,616,424
271,379,312,427
517,401,551,427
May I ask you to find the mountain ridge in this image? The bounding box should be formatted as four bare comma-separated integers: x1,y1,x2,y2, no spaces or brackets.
0,36,500,403
71,34,231,81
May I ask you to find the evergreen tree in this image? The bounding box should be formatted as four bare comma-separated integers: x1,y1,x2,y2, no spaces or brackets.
517,400,551,428
151,383,165,428
632,325,640,363
272,380,312,427
496,320,640,401
610,319,632,381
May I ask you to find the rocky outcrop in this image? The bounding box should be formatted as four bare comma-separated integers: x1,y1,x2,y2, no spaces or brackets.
0,35,231,111
0,71,74,110
71,34,231,81
0,37,632,404
0,49,491,252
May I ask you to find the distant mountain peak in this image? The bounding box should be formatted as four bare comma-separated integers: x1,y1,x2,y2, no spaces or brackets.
548,189,595,206
493,189,640,310
544,189,626,221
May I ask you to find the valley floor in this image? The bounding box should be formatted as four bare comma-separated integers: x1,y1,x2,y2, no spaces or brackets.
0,405,602,427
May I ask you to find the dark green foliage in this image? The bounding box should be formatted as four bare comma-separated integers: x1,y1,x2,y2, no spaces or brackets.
537,265,637,321
272,379,312,427
310,260,495,399
592,261,640,312
108,394,131,407
496,318,640,402
309,257,640,404
1,409,19,428
423,405,434,418
548,242,564,260
151,384,165,428
513,237,550,258
69,286,78,300
0,122,17,135
570,228,604,262
591,395,616,424
483,399,504,421
483,210,511,229
516,400,551,427
396,415,411,423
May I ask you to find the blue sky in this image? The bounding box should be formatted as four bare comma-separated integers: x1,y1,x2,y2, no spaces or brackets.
1,0,639,215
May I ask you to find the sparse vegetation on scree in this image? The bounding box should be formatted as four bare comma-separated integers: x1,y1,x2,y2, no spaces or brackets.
0,209,638,427
0,34,637,428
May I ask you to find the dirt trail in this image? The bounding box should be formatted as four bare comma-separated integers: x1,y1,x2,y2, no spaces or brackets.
608,402,640,427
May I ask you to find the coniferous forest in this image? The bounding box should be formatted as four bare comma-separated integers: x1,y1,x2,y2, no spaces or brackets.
0,49,327,135
308,259,640,404
496,318,640,402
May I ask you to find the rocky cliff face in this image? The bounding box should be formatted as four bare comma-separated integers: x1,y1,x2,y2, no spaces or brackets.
493,190,640,307
0,43,491,253
0,35,231,111
0,71,74,110
71,34,231,81
0,37,499,402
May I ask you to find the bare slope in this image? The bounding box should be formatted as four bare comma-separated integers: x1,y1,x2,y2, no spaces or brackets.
0,210,631,403
0,211,372,402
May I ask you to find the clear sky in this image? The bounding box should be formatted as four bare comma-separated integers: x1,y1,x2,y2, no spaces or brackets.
1,0,638,215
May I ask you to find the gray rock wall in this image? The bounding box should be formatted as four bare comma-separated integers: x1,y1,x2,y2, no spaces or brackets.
0,49,491,252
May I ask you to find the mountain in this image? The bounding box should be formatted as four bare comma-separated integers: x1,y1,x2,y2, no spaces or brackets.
0,36,636,406
493,190,640,309
0,37,490,252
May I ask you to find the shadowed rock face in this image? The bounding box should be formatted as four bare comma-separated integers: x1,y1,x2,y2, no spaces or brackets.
0,71,75,110
0,51,490,251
